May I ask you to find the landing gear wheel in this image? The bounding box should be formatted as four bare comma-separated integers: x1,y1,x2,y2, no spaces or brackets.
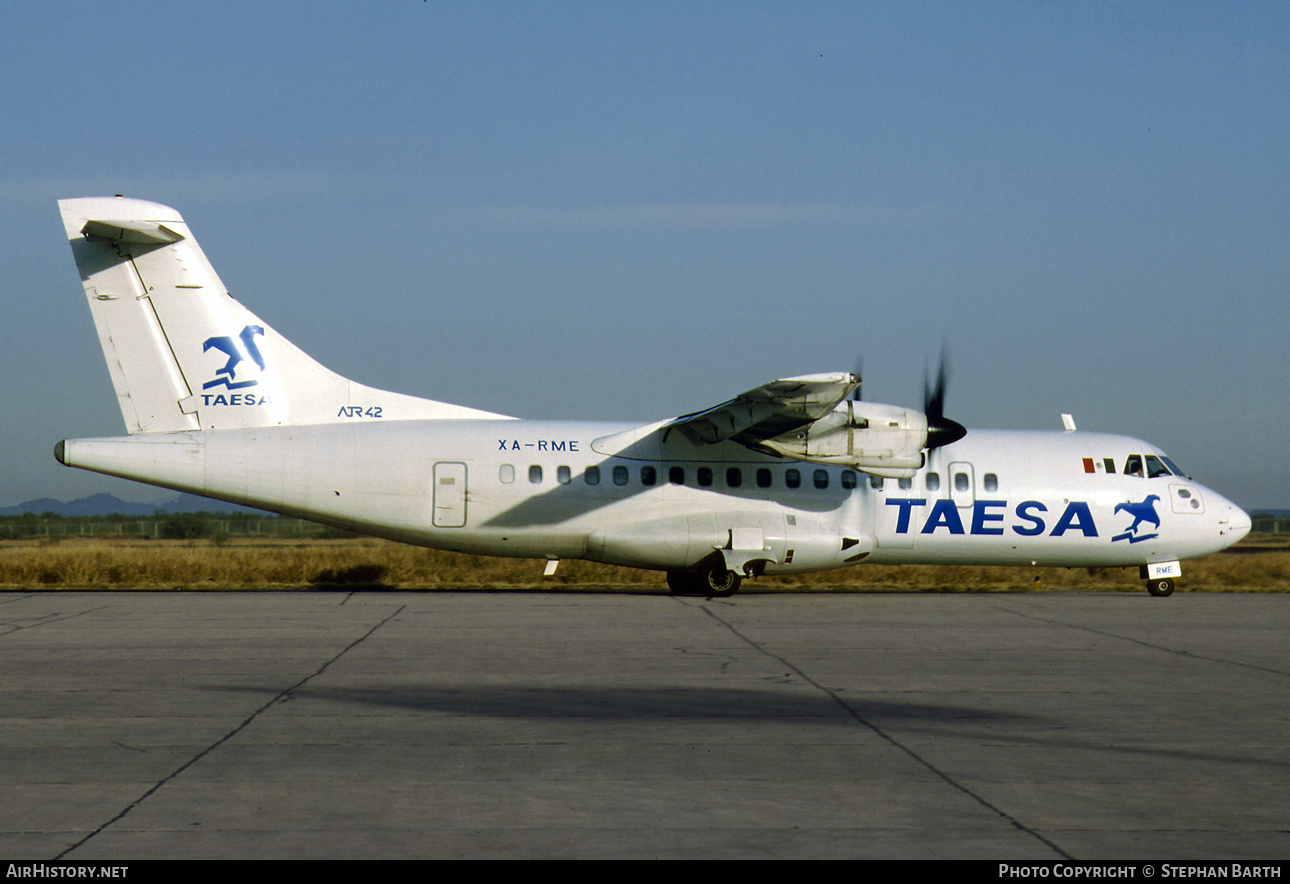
666,571,704,596
666,567,743,597
1146,578,1175,597
703,567,741,597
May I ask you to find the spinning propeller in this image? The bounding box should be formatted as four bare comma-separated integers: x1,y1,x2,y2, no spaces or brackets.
922,346,967,449
848,346,966,450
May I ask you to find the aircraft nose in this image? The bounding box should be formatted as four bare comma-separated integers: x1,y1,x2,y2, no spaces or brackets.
1225,503,1252,543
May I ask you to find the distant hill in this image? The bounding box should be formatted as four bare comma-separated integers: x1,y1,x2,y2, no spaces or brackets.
0,493,268,518
1251,509,1290,519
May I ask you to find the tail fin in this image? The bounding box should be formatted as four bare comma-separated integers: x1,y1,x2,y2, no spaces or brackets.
59,197,508,434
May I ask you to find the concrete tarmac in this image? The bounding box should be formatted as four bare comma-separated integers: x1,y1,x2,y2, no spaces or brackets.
1,589,1287,860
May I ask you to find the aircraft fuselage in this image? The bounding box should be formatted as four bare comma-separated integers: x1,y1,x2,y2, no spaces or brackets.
58,420,1249,576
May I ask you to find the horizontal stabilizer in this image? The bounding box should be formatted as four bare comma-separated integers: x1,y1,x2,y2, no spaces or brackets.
81,218,185,244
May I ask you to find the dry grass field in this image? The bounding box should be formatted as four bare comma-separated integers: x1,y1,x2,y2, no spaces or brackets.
0,533,1285,592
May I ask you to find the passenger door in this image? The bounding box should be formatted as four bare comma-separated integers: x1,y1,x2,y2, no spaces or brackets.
432,462,468,528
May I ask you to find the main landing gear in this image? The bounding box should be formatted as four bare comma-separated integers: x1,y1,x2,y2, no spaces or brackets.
667,566,742,598
1146,578,1175,597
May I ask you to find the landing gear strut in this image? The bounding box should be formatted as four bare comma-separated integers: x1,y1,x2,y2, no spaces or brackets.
667,566,742,597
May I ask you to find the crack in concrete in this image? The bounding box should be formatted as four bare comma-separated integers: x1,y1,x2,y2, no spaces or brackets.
55,604,406,859
0,604,111,638
1001,604,1290,679
692,599,1075,861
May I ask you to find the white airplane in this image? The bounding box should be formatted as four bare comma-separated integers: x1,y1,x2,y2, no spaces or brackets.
54,197,1251,597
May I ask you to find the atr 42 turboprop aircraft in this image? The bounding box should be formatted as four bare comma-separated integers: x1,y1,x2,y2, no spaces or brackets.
54,197,1251,597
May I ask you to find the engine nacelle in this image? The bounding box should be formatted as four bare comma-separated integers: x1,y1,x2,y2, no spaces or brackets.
754,401,928,478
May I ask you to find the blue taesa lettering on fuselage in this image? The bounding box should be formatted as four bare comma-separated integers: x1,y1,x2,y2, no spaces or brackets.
887,499,1099,537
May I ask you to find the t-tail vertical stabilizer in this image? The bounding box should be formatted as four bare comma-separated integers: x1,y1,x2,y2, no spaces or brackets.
59,197,508,434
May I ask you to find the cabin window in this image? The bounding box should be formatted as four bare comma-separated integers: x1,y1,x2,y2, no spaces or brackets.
785,469,801,488
613,465,629,486
585,466,601,485
813,469,829,489
898,477,913,490
954,472,969,492
983,473,998,492
499,464,515,484
756,468,773,488
1124,455,1143,477
669,466,685,485
697,467,713,487
868,474,882,489
528,465,543,484
556,465,571,485
926,472,940,491
641,466,657,486
727,468,742,488
842,470,857,489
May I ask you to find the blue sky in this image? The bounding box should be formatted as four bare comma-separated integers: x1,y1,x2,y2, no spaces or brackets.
2,1,1286,509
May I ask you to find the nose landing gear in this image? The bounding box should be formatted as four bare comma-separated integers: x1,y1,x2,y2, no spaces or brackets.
1146,577,1175,597
1141,562,1180,597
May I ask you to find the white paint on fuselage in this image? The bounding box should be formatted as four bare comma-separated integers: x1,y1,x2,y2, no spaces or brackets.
60,419,1250,576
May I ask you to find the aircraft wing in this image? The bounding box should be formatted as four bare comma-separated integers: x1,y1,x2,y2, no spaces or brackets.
666,372,859,446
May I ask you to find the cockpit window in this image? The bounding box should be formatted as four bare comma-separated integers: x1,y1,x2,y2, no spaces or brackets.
1145,455,1171,479
1124,453,1182,479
